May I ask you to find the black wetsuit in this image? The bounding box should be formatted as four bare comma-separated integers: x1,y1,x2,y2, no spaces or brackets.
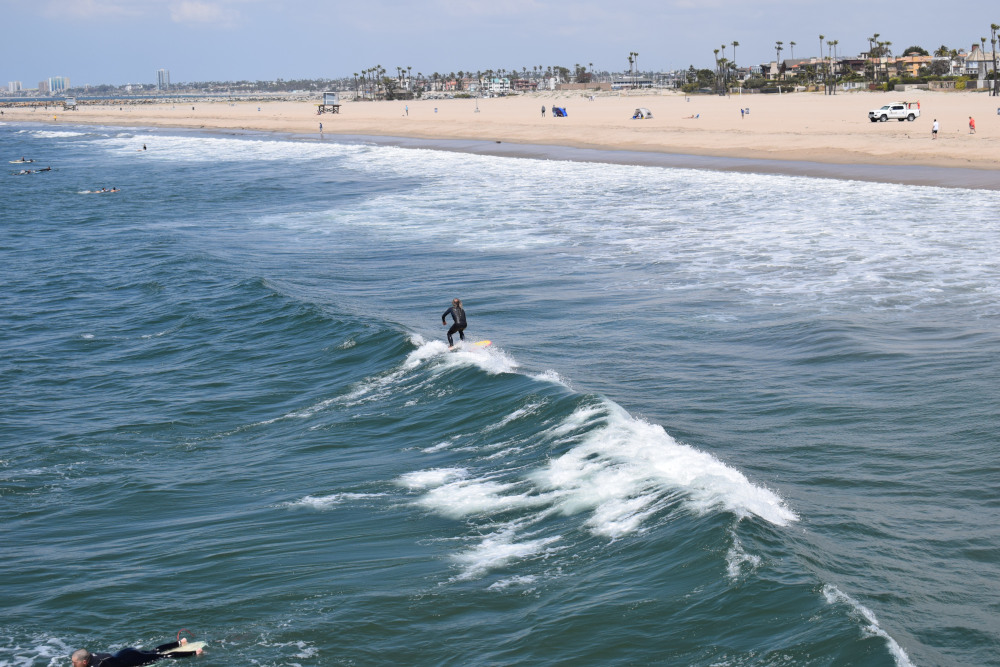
442,305,467,346
86,642,196,666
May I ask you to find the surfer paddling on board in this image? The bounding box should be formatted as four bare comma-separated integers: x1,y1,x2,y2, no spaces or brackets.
442,298,467,348
70,638,202,666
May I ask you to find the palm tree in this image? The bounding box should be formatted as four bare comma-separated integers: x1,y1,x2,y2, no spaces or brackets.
818,35,825,85
712,48,720,92
881,42,892,84
732,40,739,72
827,41,835,84
868,34,880,84
775,41,784,80
991,24,999,96
830,39,840,83
790,41,796,61
981,37,988,85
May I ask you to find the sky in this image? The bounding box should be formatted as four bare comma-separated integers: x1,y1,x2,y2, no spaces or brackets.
2,0,997,87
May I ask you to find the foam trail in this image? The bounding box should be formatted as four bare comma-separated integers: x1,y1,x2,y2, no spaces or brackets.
823,585,915,667
282,492,385,510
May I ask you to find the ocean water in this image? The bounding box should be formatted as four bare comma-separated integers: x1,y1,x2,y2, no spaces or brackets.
2,122,998,667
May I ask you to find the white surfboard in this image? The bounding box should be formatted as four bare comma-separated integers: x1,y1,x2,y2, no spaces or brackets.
162,641,206,654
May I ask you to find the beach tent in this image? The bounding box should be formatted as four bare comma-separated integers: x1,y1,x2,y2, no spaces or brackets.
552,107,568,117
632,108,653,119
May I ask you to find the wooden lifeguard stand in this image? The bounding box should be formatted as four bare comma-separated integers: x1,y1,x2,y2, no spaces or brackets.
317,92,340,114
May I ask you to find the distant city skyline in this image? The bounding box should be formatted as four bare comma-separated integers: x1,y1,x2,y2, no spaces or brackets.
2,0,997,87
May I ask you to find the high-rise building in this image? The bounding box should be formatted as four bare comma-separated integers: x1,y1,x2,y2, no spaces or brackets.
8,81,22,93
48,76,69,93
157,69,170,90
38,80,50,93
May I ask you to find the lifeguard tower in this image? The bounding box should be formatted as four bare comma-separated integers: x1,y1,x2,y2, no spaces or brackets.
318,92,340,114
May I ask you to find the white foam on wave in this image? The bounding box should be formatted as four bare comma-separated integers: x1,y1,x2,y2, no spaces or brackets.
434,341,519,376
401,398,796,579
483,401,545,432
0,635,73,667
725,529,762,581
487,574,538,591
282,492,384,510
530,369,571,388
29,129,92,139
533,402,798,529
397,398,796,579
254,139,1000,317
823,584,915,667
449,524,562,581
416,477,552,520
396,467,468,490
97,132,354,163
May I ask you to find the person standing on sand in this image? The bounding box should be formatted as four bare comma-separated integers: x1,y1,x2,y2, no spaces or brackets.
932,119,939,139
541,105,546,117
969,116,975,134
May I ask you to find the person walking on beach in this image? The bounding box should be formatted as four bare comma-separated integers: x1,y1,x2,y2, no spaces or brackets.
932,119,939,139
969,116,976,134
541,105,546,118
442,298,467,348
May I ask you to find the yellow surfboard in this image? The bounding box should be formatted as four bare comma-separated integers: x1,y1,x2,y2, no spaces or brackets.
449,340,492,351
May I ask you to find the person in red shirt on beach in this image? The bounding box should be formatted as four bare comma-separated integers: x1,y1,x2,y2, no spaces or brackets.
969,116,976,134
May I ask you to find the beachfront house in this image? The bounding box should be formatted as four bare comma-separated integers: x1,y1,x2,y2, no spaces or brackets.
611,77,653,89
512,78,539,92
895,55,933,77
962,44,997,84
480,77,511,96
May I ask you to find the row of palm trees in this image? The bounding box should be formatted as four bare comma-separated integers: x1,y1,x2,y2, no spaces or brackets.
351,62,609,99
354,26,1000,101
767,28,997,92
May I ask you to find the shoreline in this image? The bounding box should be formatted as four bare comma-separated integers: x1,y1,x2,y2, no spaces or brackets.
313,133,1000,190
5,90,1000,189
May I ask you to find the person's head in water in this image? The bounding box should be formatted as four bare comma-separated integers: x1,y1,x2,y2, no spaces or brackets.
71,649,91,666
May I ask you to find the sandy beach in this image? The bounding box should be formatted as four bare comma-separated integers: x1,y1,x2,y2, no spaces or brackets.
5,90,1000,183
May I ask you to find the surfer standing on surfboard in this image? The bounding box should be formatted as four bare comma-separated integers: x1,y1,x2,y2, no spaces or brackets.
442,298,467,348
70,638,202,666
